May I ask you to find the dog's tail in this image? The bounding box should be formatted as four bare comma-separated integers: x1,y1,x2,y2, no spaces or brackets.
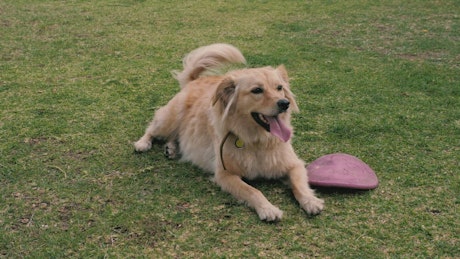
173,43,246,88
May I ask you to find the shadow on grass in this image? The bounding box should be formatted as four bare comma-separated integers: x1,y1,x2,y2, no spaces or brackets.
313,186,373,196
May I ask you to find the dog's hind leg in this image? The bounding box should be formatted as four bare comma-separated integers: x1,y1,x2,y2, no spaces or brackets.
164,140,179,159
134,104,181,152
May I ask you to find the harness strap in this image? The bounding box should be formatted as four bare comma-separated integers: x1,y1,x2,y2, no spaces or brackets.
219,131,232,170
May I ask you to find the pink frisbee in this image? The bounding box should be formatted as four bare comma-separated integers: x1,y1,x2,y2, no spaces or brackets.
306,153,378,189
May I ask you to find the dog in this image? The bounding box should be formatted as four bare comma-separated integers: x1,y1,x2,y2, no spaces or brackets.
135,43,324,221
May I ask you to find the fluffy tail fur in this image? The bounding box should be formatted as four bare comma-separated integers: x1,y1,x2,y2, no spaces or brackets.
173,43,246,88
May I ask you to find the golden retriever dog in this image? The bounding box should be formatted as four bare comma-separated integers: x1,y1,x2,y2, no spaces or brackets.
135,43,324,221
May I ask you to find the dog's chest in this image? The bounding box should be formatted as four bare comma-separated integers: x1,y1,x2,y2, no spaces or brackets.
223,135,291,180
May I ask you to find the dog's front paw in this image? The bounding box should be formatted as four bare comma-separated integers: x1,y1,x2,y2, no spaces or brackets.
301,196,324,215
134,139,152,152
255,204,283,222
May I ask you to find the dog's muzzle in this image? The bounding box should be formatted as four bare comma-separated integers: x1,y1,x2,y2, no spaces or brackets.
250,99,292,142
277,99,290,113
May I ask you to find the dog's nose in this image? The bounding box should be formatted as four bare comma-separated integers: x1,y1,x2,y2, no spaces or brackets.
277,99,290,113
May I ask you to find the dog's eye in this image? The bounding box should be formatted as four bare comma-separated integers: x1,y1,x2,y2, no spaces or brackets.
276,85,283,91
251,87,264,94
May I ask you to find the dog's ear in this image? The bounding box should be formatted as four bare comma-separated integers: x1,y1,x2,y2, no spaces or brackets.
277,65,289,83
213,77,236,108
277,65,299,112
213,77,239,118
283,86,299,112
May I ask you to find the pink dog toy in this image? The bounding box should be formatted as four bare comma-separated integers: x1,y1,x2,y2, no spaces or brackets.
307,153,379,189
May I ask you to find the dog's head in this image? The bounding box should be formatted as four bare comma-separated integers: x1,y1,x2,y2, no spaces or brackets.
212,65,299,143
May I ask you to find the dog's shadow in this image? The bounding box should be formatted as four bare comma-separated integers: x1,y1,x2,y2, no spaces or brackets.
244,178,371,197
312,186,372,196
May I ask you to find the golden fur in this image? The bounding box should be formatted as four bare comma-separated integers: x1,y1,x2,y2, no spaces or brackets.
135,43,324,221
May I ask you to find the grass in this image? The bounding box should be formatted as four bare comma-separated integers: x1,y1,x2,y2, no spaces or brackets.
1,0,459,257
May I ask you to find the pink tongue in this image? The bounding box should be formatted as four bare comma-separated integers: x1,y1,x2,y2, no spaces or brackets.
266,116,291,142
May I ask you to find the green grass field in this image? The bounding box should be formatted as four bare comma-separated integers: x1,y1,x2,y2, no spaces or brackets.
1,0,459,257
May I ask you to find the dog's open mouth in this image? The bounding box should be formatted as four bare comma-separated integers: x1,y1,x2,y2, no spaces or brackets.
251,112,291,142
